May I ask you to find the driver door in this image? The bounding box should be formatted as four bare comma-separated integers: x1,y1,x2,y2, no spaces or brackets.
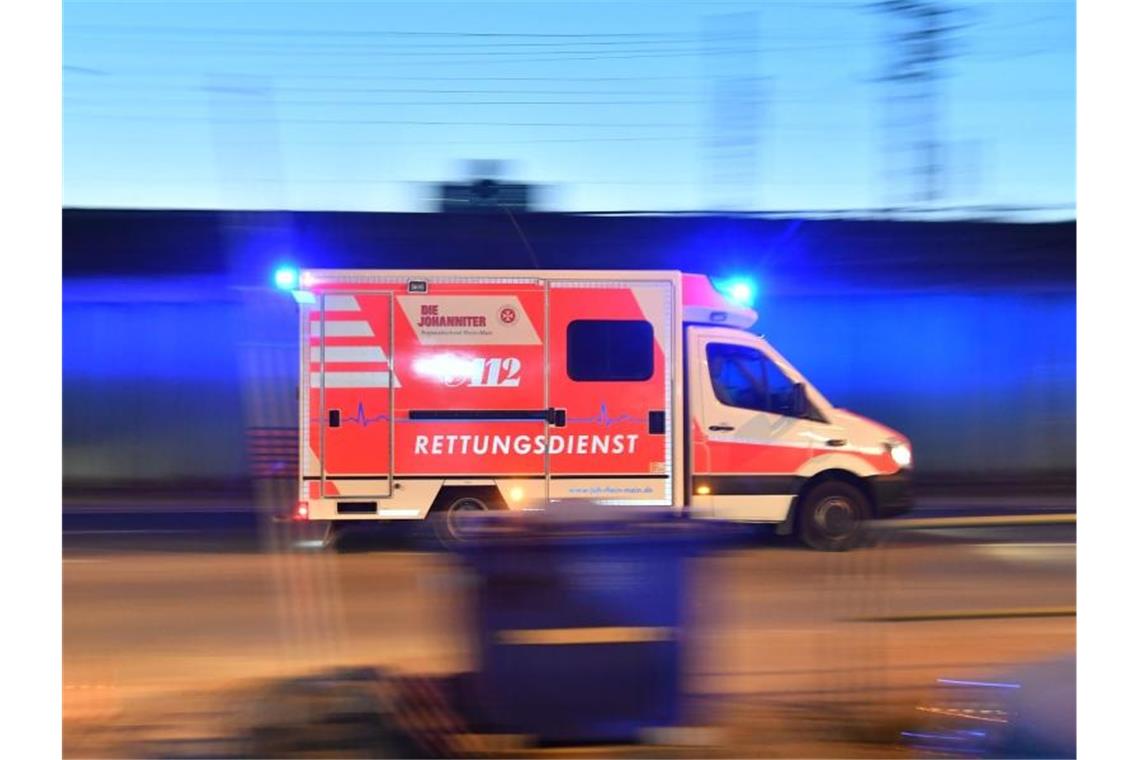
690,330,826,521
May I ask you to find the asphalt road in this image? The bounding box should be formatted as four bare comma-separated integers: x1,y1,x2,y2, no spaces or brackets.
63,514,1075,756
61,493,1076,554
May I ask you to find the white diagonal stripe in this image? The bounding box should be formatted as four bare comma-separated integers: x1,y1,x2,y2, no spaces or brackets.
311,321,374,337
322,295,361,312
310,346,389,363
311,371,399,388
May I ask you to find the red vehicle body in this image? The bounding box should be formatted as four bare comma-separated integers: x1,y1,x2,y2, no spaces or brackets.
293,269,913,549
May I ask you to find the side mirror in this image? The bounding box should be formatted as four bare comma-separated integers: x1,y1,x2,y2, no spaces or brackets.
793,383,808,418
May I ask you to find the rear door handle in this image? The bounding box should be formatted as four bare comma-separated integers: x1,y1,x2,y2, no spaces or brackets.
708,424,735,432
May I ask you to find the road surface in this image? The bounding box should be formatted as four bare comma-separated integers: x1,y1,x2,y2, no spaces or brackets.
63,518,1075,756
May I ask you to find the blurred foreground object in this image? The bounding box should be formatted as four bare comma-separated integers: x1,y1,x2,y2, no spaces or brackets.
907,655,1075,758
453,504,739,744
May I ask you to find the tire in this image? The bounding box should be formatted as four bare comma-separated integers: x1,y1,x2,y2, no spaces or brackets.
796,480,870,551
431,493,491,547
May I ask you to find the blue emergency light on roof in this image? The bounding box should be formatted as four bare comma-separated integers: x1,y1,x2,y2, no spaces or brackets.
274,266,299,290
728,280,754,305
713,277,757,308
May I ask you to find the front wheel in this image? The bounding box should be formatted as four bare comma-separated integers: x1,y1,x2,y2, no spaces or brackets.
796,481,870,551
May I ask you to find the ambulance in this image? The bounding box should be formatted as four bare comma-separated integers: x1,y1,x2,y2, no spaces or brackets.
289,269,913,550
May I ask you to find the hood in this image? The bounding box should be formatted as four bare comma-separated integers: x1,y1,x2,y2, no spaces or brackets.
829,408,909,446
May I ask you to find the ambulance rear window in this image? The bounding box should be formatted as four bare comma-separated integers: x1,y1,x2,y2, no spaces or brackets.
567,320,654,382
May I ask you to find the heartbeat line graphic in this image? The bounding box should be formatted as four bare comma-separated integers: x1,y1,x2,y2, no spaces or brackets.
567,402,645,427
346,401,390,427
312,401,643,428
310,401,390,428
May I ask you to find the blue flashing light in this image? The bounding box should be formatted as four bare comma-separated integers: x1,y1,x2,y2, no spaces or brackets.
274,266,299,290
728,280,754,305
714,276,757,308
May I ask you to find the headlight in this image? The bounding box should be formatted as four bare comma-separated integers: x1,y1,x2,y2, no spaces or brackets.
886,441,912,468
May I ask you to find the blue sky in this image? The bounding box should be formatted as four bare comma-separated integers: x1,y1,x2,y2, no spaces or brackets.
63,1,1074,216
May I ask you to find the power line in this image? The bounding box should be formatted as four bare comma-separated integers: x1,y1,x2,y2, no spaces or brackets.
60,31,1068,81
64,32,868,55
71,129,941,146
62,69,707,83
64,109,1074,140
570,204,1075,221
64,6,1060,43
79,176,709,187
65,85,704,96
68,33,710,50
66,113,697,128
66,24,702,40
60,46,835,66
67,96,712,107
58,41,1065,73
83,41,765,58
69,108,938,134
62,87,1072,104
66,29,1068,52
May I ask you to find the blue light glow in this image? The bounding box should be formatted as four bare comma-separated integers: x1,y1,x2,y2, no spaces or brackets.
291,290,316,305
274,266,299,290
729,281,754,305
714,277,757,307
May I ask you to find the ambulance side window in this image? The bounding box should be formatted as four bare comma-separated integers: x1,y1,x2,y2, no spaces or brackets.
706,343,800,417
567,320,654,382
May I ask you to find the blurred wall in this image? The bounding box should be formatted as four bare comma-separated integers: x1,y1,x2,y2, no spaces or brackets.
62,277,1074,489
763,289,1075,475
63,279,250,488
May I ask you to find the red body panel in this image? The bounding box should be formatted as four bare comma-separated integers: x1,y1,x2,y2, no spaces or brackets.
548,284,668,476
305,279,670,482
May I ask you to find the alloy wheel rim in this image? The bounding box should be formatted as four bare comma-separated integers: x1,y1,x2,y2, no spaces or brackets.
815,496,856,537
445,498,487,539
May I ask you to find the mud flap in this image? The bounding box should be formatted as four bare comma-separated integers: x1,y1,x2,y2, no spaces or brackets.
775,498,797,536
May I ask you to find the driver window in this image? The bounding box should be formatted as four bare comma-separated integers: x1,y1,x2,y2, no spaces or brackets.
706,342,800,417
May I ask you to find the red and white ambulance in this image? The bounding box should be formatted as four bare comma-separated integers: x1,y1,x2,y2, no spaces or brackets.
292,269,913,550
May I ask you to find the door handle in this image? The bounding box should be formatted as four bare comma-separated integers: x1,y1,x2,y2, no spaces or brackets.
708,424,735,432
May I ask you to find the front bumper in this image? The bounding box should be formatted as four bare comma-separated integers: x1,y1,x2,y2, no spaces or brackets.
868,471,914,518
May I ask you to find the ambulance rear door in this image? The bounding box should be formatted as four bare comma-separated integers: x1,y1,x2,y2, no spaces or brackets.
309,290,395,500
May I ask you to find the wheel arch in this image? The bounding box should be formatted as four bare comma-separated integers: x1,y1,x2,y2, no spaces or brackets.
786,468,877,532
427,484,507,515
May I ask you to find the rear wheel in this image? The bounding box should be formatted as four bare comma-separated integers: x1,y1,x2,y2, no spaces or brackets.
796,481,870,551
432,494,491,546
